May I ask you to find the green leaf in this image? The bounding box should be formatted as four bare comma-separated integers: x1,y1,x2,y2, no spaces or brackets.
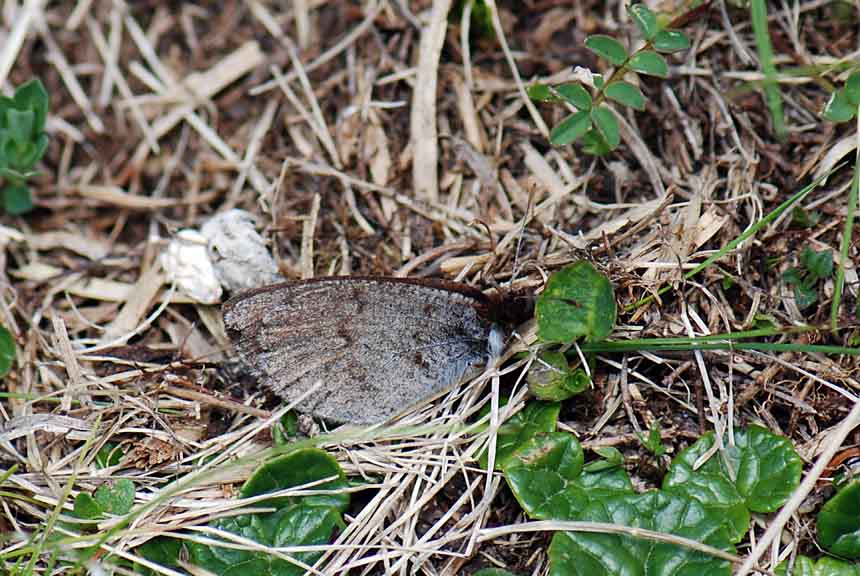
653,29,691,52
528,83,559,103
585,35,628,66
189,504,345,576
800,247,833,280
823,88,858,123
7,109,35,143
474,569,522,576
604,81,646,111
13,78,49,134
663,426,801,543
793,282,819,310
241,448,349,512
581,129,613,156
478,400,561,470
2,184,33,215
556,83,592,110
550,110,591,146
93,479,135,515
137,537,184,571
629,50,669,78
584,446,624,473
629,4,658,40
845,72,860,106
73,493,104,519
536,261,617,343
502,432,587,520
527,351,590,401
590,106,621,149
548,491,734,576
95,442,124,468
818,481,860,557
776,555,860,576
636,421,666,456
663,457,750,543
0,325,15,377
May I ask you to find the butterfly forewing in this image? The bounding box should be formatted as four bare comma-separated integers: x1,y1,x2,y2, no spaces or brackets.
222,277,499,424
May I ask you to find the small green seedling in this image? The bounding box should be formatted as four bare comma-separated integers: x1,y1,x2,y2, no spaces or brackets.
782,247,834,310
528,3,690,155
0,78,49,214
636,420,667,457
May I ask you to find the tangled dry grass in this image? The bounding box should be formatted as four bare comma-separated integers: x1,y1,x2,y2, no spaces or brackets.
1,0,859,574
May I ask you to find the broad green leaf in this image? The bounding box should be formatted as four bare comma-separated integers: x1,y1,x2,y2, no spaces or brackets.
93,479,135,515
823,88,858,123
818,481,860,557
137,537,183,571
241,448,349,512
478,400,561,470
548,491,733,576
777,554,860,575
189,504,345,576
6,109,35,144
604,81,646,111
629,51,669,77
536,261,617,343
591,106,621,149
0,325,15,377
550,110,591,146
574,463,634,498
502,432,587,520
528,83,559,103
3,184,32,214
585,35,628,66
663,459,749,543
653,30,691,53
845,72,860,106
527,351,590,401
665,426,801,513
557,83,592,110
72,493,104,520
629,4,658,40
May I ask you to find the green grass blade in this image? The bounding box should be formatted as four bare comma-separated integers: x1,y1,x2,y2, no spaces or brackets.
831,132,860,330
750,0,786,141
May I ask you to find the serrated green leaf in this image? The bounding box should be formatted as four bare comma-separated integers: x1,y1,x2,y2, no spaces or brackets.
590,106,621,151
536,261,617,343
93,479,135,515
502,432,587,520
548,491,734,576
0,325,14,377
653,29,691,52
604,81,646,111
556,83,592,110
585,35,628,66
550,110,591,146
527,351,590,401
629,50,669,77
241,448,349,512
818,481,860,558
845,72,860,106
528,83,559,102
629,4,658,40
478,400,561,470
823,88,858,123
3,184,33,215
